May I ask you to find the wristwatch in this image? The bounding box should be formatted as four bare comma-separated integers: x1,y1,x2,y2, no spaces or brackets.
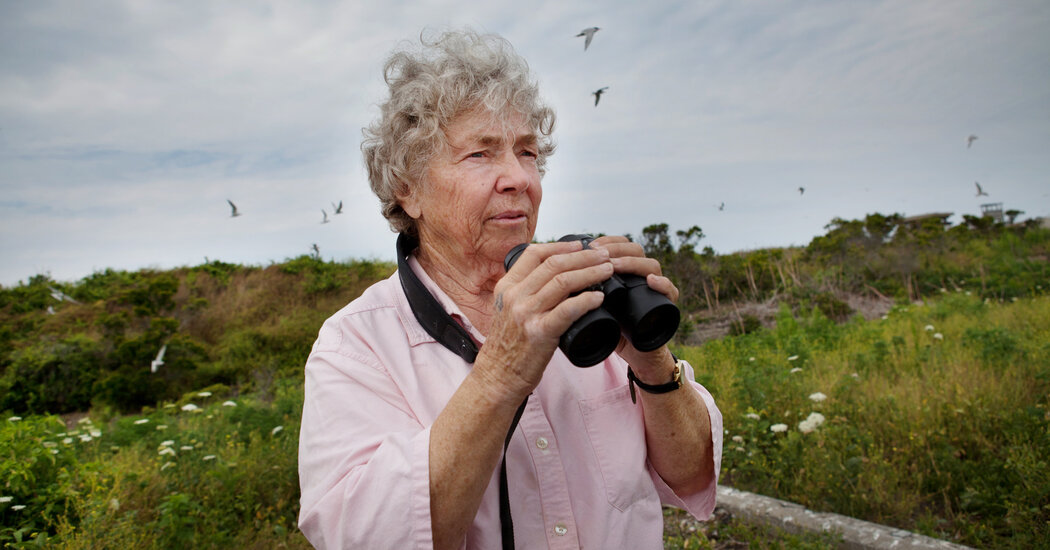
627,358,685,404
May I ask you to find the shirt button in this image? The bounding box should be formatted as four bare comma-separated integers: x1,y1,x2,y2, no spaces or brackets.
553,523,567,536
535,436,549,450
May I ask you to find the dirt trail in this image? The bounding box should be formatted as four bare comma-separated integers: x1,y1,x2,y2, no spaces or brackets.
681,293,895,345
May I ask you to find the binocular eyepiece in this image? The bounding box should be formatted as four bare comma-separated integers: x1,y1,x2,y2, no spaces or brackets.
504,234,680,367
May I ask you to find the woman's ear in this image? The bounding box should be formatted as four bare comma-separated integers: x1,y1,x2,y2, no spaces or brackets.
396,183,423,220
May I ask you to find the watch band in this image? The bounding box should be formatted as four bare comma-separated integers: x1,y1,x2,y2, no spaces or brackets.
627,359,684,404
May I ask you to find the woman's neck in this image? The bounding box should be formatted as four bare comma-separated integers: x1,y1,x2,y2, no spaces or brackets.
415,238,502,335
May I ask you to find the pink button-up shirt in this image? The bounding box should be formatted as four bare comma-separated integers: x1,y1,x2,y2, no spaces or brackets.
298,257,723,549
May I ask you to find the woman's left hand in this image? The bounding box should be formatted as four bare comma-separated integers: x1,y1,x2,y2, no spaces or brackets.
587,235,680,378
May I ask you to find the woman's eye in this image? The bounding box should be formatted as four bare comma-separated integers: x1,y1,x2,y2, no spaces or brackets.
469,151,485,158
520,150,537,158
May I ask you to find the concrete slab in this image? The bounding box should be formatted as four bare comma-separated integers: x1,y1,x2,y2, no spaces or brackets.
698,486,975,550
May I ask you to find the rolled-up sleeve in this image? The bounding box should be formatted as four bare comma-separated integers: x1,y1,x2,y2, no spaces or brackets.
649,377,723,520
298,347,434,549
635,358,723,519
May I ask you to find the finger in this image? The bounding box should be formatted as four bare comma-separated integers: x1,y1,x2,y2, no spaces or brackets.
610,255,664,278
532,290,606,337
588,236,642,258
503,244,611,299
502,240,584,284
529,261,614,312
645,273,680,303
500,259,613,322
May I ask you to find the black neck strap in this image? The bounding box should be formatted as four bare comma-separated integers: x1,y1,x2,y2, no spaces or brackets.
396,233,479,364
395,233,524,550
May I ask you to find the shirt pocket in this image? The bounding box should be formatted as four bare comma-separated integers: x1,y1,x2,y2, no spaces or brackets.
578,385,654,511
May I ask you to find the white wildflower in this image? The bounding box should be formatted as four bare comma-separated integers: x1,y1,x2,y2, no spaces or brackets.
197,391,212,397
42,441,57,448
180,446,194,451
181,403,200,412
0,496,12,503
50,449,59,455
789,367,803,374
63,437,73,445
79,434,93,442
90,429,101,437
924,325,934,332
881,315,888,320
134,418,150,425
731,435,744,443
735,446,745,452
159,440,174,447
851,372,860,379
222,401,237,407
160,462,175,471
770,423,788,433
271,426,284,436
798,412,826,434
933,333,944,340
748,357,756,362
7,416,22,422
787,355,799,361
78,417,92,425
156,425,168,431
11,505,26,511
109,498,120,512
745,413,761,420
809,392,827,403
159,447,176,456
163,403,175,409
203,455,216,461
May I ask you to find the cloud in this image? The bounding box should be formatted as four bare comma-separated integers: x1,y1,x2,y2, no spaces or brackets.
1,0,1049,285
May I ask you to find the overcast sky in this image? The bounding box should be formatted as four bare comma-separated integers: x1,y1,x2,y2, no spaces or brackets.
2,0,1048,286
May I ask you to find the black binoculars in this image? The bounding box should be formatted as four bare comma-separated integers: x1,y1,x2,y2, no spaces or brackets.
504,234,680,367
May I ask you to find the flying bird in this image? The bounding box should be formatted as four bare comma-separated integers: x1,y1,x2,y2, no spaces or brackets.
592,87,608,107
332,200,343,214
718,202,725,211
49,287,78,303
227,199,242,217
576,27,600,51
967,134,978,148
311,243,320,257
798,186,805,195
151,344,167,374
975,181,989,197
321,209,330,224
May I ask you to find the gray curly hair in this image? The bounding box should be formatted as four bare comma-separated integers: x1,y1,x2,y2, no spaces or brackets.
362,29,557,236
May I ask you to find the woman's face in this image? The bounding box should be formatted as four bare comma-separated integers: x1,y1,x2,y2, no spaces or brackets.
402,108,543,267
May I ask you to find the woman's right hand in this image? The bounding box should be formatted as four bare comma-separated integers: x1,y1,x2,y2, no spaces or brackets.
475,239,614,401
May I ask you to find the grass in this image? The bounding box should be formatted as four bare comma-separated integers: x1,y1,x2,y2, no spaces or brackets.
679,292,1050,548
2,292,1047,548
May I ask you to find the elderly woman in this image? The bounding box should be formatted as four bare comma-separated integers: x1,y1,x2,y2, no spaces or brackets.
298,29,722,550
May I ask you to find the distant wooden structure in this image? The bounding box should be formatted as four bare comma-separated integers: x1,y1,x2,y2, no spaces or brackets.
980,202,1004,223
901,212,953,229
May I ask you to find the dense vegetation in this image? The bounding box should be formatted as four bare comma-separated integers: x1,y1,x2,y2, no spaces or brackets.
1,213,1047,548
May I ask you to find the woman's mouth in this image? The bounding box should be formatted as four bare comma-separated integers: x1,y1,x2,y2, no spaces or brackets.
491,210,527,222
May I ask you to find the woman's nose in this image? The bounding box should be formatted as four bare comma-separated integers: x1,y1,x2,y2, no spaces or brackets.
494,151,532,193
